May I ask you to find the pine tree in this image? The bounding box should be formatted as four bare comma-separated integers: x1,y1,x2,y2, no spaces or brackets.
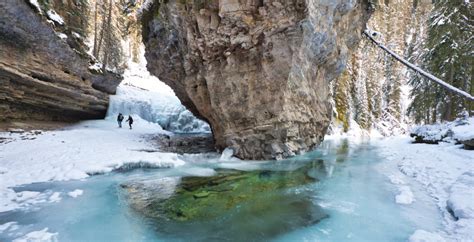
408,0,473,123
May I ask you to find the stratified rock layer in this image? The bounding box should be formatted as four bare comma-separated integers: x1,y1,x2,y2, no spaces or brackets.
142,0,371,159
0,0,120,122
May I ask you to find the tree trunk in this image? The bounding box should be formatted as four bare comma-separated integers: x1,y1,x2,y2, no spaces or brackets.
96,2,107,63
92,0,99,57
102,0,113,73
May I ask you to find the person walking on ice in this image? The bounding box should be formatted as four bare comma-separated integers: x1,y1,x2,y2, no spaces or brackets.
117,113,124,128
126,115,134,129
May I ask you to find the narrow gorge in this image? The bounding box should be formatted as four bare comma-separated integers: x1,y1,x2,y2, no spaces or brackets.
1,0,373,160
1,1,473,241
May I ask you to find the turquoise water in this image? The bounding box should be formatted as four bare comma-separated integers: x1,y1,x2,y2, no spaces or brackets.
0,139,441,241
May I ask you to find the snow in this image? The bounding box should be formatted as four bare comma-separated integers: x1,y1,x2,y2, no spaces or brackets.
447,172,474,219
15,191,41,203
452,119,474,141
71,32,82,39
67,189,83,198
0,118,185,213
219,147,234,161
12,228,58,242
396,186,415,205
28,0,42,14
108,61,210,133
88,62,102,72
376,136,474,241
55,33,67,40
46,10,64,26
0,222,19,233
411,116,474,143
48,192,61,203
327,119,382,142
409,230,446,242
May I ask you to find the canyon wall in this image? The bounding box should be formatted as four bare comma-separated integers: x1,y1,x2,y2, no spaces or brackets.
0,0,121,122
142,0,372,159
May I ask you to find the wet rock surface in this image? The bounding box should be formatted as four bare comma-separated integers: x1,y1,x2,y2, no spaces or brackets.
141,0,372,159
149,133,216,154
120,160,329,241
0,0,121,122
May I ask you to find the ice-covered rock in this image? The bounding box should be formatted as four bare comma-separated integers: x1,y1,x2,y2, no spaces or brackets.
410,116,474,149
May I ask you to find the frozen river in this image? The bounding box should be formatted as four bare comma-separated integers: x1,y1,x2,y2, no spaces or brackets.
0,139,442,242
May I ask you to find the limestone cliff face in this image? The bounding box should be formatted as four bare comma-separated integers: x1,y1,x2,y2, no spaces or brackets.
0,0,121,122
142,0,371,159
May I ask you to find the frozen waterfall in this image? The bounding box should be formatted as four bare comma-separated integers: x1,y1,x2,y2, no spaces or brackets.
106,62,210,133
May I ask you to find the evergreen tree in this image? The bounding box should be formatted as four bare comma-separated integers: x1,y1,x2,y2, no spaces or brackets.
408,0,473,123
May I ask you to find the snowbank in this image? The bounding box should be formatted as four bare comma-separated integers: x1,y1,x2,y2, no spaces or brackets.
376,136,474,241
447,172,474,220
0,118,185,213
410,116,474,143
326,120,383,145
452,121,474,142
409,230,446,242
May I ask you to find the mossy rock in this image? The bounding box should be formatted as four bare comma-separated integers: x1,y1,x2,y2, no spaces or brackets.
193,191,210,198
121,159,329,240
146,161,322,221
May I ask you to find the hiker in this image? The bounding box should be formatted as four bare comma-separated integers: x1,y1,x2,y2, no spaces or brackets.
126,115,134,129
117,113,124,128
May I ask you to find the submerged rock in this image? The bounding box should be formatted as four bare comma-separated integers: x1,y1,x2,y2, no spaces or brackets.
121,160,329,240
141,0,372,159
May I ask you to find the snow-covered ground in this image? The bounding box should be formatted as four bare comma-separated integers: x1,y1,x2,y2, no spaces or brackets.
376,137,474,242
0,55,210,215
328,116,474,241
0,118,185,213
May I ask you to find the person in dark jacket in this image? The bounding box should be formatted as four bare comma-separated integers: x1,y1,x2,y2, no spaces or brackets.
126,115,134,129
117,113,124,128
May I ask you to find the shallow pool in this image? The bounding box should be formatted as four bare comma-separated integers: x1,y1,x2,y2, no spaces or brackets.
0,139,441,241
